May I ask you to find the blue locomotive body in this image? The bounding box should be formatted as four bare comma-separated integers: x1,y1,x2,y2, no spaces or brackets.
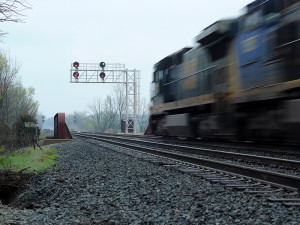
149,0,300,143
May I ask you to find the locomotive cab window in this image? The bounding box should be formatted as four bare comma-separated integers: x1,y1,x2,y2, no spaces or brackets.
164,69,168,76
158,70,163,80
154,71,159,83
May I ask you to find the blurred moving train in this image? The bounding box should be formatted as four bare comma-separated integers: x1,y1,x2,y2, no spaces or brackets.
149,0,300,143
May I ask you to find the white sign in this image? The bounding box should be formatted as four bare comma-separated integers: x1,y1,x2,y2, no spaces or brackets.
24,122,38,128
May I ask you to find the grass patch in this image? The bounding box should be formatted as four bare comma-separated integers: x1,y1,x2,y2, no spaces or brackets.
39,135,47,140
0,147,58,173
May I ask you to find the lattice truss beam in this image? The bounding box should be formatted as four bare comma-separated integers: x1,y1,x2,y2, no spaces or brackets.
70,63,140,133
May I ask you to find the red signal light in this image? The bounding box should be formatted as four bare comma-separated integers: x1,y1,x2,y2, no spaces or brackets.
100,72,105,79
73,62,79,68
73,72,79,78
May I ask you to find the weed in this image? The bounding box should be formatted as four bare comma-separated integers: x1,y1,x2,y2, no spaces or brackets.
0,147,58,173
0,155,12,170
0,146,5,153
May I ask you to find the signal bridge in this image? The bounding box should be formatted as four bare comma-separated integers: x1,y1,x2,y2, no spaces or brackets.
70,62,140,134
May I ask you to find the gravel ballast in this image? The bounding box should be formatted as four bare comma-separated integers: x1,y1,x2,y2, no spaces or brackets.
1,138,299,224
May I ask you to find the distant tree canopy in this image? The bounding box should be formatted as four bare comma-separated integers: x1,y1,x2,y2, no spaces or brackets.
0,51,39,125
0,51,39,150
66,84,149,134
0,1,35,150
0,0,31,36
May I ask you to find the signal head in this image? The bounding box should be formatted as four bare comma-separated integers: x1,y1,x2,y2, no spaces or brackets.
73,62,79,69
100,72,105,79
100,62,106,68
73,72,79,78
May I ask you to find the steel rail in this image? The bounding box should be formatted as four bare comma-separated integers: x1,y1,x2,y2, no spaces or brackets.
78,132,300,169
74,133,300,190
80,132,300,153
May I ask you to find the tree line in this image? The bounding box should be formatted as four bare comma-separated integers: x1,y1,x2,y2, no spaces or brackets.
0,1,40,151
0,51,39,149
66,84,149,134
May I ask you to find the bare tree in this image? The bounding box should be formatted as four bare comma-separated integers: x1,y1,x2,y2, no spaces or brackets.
102,95,118,132
88,90,123,133
66,111,89,131
0,0,31,36
137,98,149,133
112,84,126,129
88,98,102,132
0,51,19,123
0,52,39,125
7,85,39,124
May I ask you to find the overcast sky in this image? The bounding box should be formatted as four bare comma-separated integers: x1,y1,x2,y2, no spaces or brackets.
1,0,254,118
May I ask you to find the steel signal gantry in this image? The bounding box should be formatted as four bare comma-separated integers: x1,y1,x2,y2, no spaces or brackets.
70,62,140,134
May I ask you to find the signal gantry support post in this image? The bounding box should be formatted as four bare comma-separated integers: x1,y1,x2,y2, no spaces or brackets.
70,63,140,134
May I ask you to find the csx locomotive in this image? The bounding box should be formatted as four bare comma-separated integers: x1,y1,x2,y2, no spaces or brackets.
149,0,300,143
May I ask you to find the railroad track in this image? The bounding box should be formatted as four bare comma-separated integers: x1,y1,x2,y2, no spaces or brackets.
98,133,300,158
75,133,300,171
73,132,300,206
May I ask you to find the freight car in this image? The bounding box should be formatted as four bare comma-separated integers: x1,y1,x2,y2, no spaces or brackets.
149,0,300,143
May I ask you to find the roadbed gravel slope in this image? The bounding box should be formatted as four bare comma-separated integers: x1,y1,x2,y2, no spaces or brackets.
1,138,299,224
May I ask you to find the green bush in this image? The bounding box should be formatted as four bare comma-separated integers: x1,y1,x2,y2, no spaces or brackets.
13,112,40,148
0,155,12,170
0,145,4,153
0,145,12,170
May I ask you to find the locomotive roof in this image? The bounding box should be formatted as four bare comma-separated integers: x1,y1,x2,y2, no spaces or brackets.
195,19,236,46
154,47,192,71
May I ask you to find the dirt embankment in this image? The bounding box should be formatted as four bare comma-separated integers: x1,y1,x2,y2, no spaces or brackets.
0,171,35,205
